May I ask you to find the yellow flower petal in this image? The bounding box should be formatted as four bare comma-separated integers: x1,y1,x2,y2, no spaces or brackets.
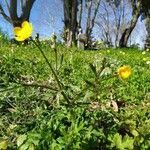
15,36,25,41
13,21,33,42
22,21,32,32
22,21,29,27
14,27,21,35
117,66,132,79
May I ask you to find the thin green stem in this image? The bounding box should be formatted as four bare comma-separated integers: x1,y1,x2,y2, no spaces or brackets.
0,86,19,92
20,82,58,91
54,48,58,71
32,40,70,104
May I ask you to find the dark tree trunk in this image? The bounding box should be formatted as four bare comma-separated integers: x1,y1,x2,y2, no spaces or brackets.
144,13,150,49
63,0,78,47
142,0,150,9
85,0,92,45
119,13,140,47
71,0,78,44
119,0,141,48
10,0,18,23
78,0,83,29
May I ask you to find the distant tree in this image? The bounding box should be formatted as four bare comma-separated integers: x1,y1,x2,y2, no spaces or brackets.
95,1,113,47
95,0,149,48
96,0,130,47
78,0,83,29
119,0,142,47
141,0,150,49
63,0,101,48
0,0,36,27
63,0,78,47
85,0,101,47
119,0,150,48
145,20,150,49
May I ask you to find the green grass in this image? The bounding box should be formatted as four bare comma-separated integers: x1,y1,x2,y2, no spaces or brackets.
0,41,150,149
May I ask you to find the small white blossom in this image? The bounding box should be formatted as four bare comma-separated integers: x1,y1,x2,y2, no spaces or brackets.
146,61,150,65
142,51,146,55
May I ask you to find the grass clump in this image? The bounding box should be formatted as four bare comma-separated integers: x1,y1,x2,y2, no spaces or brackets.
0,43,150,149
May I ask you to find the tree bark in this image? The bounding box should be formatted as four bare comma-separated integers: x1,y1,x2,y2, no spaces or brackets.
119,0,141,48
85,0,92,45
63,0,78,47
71,0,78,44
10,0,18,23
78,0,83,29
144,13,150,49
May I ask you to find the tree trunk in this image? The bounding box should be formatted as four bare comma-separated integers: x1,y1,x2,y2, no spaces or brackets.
144,13,150,49
63,0,78,47
71,0,78,44
78,0,83,29
119,13,140,47
119,0,141,48
85,0,92,45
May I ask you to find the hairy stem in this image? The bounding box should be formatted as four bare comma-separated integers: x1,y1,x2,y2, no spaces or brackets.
32,40,70,104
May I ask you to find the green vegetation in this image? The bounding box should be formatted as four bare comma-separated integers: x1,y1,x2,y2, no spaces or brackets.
0,41,150,149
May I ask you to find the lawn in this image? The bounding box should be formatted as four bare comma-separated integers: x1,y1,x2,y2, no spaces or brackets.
0,41,150,149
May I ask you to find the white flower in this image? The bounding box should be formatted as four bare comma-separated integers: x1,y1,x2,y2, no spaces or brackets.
142,51,146,55
146,61,150,64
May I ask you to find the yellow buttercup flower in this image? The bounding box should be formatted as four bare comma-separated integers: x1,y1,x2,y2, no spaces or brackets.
14,21,33,41
117,65,132,79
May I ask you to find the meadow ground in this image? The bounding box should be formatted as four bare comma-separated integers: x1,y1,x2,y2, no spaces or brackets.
0,41,150,149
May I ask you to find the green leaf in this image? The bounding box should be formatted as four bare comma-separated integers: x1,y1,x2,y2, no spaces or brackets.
85,80,95,87
0,140,8,150
60,54,64,66
89,63,97,77
19,143,29,150
17,134,27,147
113,133,123,149
122,135,134,149
27,133,41,146
100,67,111,76
28,144,35,150
131,130,139,137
